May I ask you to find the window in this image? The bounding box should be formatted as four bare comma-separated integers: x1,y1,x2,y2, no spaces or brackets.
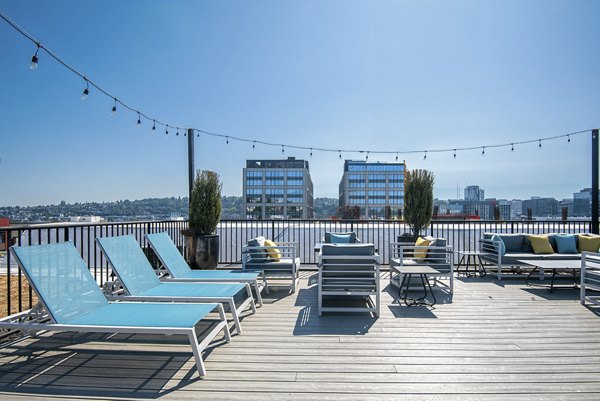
287,179,304,186
246,188,263,203
265,206,284,219
287,206,303,218
265,188,284,203
245,206,262,220
246,171,263,178
266,171,284,178
265,179,284,186
286,171,303,178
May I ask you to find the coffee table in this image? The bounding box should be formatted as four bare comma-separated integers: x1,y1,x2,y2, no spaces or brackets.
456,251,487,277
519,259,582,293
396,265,440,306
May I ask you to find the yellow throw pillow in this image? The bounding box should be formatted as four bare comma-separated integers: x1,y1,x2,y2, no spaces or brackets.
414,237,431,259
263,239,281,262
529,235,554,254
578,235,600,253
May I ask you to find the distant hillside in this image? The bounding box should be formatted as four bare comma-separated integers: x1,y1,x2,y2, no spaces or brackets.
1,196,339,223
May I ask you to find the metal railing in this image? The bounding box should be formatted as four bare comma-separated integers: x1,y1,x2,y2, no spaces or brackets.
0,218,592,318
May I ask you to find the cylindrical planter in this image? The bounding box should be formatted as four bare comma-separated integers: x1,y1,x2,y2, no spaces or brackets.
184,233,219,269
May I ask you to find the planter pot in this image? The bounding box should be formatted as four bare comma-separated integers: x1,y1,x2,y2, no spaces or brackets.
182,231,219,270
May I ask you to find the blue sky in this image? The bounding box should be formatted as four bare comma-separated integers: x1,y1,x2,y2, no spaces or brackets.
1,0,599,206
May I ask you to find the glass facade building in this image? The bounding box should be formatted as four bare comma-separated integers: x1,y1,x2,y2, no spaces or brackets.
338,160,406,219
243,157,314,219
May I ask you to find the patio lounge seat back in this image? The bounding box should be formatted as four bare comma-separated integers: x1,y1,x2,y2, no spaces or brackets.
146,232,191,278
97,235,162,294
322,232,361,244
11,242,109,323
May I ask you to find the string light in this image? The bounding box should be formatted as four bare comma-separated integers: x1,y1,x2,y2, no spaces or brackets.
395,153,399,161
511,143,514,152
176,127,179,136
482,146,485,156
281,145,285,154
81,78,89,100
339,150,342,160
226,136,229,144
453,149,456,159
136,112,141,127
29,43,39,70
165,125,169,135
0,10,596,160
366,151,369,161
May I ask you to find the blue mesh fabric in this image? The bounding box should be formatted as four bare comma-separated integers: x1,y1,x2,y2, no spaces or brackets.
182,270,260,280
11,242,108,324
96,236,161,295
146,232,191,278
140,282,245,298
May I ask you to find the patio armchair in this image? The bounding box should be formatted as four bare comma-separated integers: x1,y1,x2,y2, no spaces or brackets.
389,236,454,295
241,236,300,293
317,243,381,317
581,251,600,306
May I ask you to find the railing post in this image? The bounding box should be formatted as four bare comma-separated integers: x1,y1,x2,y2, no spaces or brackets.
188,128,195,202
592,129,599,234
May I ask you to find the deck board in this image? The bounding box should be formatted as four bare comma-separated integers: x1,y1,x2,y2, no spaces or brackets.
0,268,599,400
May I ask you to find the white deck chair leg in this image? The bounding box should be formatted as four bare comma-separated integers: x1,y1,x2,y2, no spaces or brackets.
253,279,264,307
229,299,243,334
188,327,206,378
263,270,270,294
217,303,232,342
246,283,257,313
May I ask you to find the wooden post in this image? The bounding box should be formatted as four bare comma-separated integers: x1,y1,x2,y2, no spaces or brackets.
592,129,599,234
188,128,195,202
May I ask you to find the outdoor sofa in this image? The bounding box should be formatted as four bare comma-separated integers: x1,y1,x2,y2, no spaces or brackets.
480,233,600,280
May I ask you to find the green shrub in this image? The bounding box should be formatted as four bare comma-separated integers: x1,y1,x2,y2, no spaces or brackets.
189,170,222,235
404,169,434,236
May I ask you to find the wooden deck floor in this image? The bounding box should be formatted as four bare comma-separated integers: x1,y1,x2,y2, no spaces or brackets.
1,269,600,400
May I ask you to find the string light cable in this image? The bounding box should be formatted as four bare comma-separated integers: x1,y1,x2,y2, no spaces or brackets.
0,10,597,160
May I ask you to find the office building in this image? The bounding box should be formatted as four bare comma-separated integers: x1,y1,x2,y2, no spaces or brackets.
338,160,406,219
243,157,314,219
464,185,485,202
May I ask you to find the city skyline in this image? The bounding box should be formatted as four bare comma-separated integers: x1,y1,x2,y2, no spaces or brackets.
1,1,599,206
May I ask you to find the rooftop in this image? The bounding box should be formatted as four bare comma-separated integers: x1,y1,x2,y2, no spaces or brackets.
1,270,599,400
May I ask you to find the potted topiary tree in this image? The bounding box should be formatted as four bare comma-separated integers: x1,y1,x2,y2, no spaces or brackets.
183,170,222,269
402,169,435,241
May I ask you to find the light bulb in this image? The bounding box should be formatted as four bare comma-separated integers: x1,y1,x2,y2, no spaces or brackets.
111,98,117,115
152,120,156,131
137,113,141,127
30,45,39,70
